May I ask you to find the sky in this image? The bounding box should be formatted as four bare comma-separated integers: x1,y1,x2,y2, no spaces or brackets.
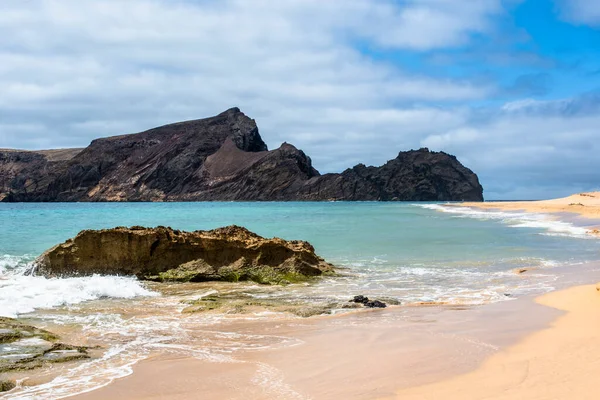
1,0,599,199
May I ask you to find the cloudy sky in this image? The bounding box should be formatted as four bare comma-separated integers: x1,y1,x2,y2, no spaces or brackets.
1,0,599,199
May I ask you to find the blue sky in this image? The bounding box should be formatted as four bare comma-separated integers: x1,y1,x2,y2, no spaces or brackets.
1,0,599,199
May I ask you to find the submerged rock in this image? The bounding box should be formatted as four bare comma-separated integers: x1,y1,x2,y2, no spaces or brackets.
34,225,336,284
0,318,91,374
180,292,342,317
0,318,57,344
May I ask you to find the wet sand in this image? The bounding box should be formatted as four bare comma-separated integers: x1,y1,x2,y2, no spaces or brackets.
71,281,600,400
72,291,570,400
392,283,600,399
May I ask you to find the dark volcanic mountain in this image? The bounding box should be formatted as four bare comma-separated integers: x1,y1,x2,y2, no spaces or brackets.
0,108,483,202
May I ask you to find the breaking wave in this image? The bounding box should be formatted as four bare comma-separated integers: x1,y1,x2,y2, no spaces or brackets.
0,255,158,318
417,204,591,239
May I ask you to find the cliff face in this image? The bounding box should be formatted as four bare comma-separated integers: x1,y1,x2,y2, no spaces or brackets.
0,108,483,202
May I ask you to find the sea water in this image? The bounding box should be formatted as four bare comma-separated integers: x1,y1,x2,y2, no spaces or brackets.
1,202,600,398
2,202,600,310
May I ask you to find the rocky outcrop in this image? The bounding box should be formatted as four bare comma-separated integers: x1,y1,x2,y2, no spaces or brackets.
34,226,335,284
0,108,483,202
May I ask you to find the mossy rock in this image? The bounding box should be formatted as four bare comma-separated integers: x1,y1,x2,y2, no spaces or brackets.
181,293,340,317
0,318,58,344
152,264,320,285
182,295,225,313
0,318,92,373
36,226,337,284
241,267,316,285
0,379,16,392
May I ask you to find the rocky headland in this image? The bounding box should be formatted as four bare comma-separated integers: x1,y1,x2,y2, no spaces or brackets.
34,225,336,285
0,108,483,202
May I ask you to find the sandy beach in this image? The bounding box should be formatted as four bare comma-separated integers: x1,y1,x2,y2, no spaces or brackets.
461,192,600,229
68,281,600,400
383,193,600,399
392,283,600,399
68,194,600,400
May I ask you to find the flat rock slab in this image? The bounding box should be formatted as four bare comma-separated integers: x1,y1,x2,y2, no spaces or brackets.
42,349,89,362
0,318,91,373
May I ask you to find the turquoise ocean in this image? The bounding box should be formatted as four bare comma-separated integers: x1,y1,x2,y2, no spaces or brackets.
1,202,600,398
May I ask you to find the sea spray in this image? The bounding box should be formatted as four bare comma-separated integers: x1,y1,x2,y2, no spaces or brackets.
0,272,158,318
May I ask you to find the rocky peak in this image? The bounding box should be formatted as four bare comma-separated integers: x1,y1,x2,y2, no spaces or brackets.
276,142,320,178
226,110,267,153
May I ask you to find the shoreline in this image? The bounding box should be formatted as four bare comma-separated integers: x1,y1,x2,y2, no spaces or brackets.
4,196,600,399
69,283,587,400
70,196,600,399
459,192,600,235
391,282,600,399
68,279,600,400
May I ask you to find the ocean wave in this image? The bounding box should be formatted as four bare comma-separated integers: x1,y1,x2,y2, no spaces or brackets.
417,204,591,238
0,274,158,318
0,254,32,274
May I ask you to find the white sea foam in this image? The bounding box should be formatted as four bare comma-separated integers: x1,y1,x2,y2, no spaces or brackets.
0,254,29,274
0,273,158,318
417,204,592,238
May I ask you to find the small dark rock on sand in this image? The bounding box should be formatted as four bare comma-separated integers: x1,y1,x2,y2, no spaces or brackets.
365,300,387,308
350,296,387,308
352,295,369,304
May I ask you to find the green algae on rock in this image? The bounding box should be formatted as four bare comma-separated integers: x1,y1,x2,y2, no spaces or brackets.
180,293,343,317
34,225,336,284
177,291,394,318
0,318,91,375
0,379,16,392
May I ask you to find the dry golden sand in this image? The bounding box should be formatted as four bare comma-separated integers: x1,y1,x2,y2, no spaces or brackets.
461,191,600,223
391,284,600,400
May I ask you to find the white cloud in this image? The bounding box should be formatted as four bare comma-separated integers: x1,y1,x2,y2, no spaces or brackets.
326,0,502,50
421,95,600,199
558,0,600,26
0,0,495,156
421,128,481,149
1,0,599,199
